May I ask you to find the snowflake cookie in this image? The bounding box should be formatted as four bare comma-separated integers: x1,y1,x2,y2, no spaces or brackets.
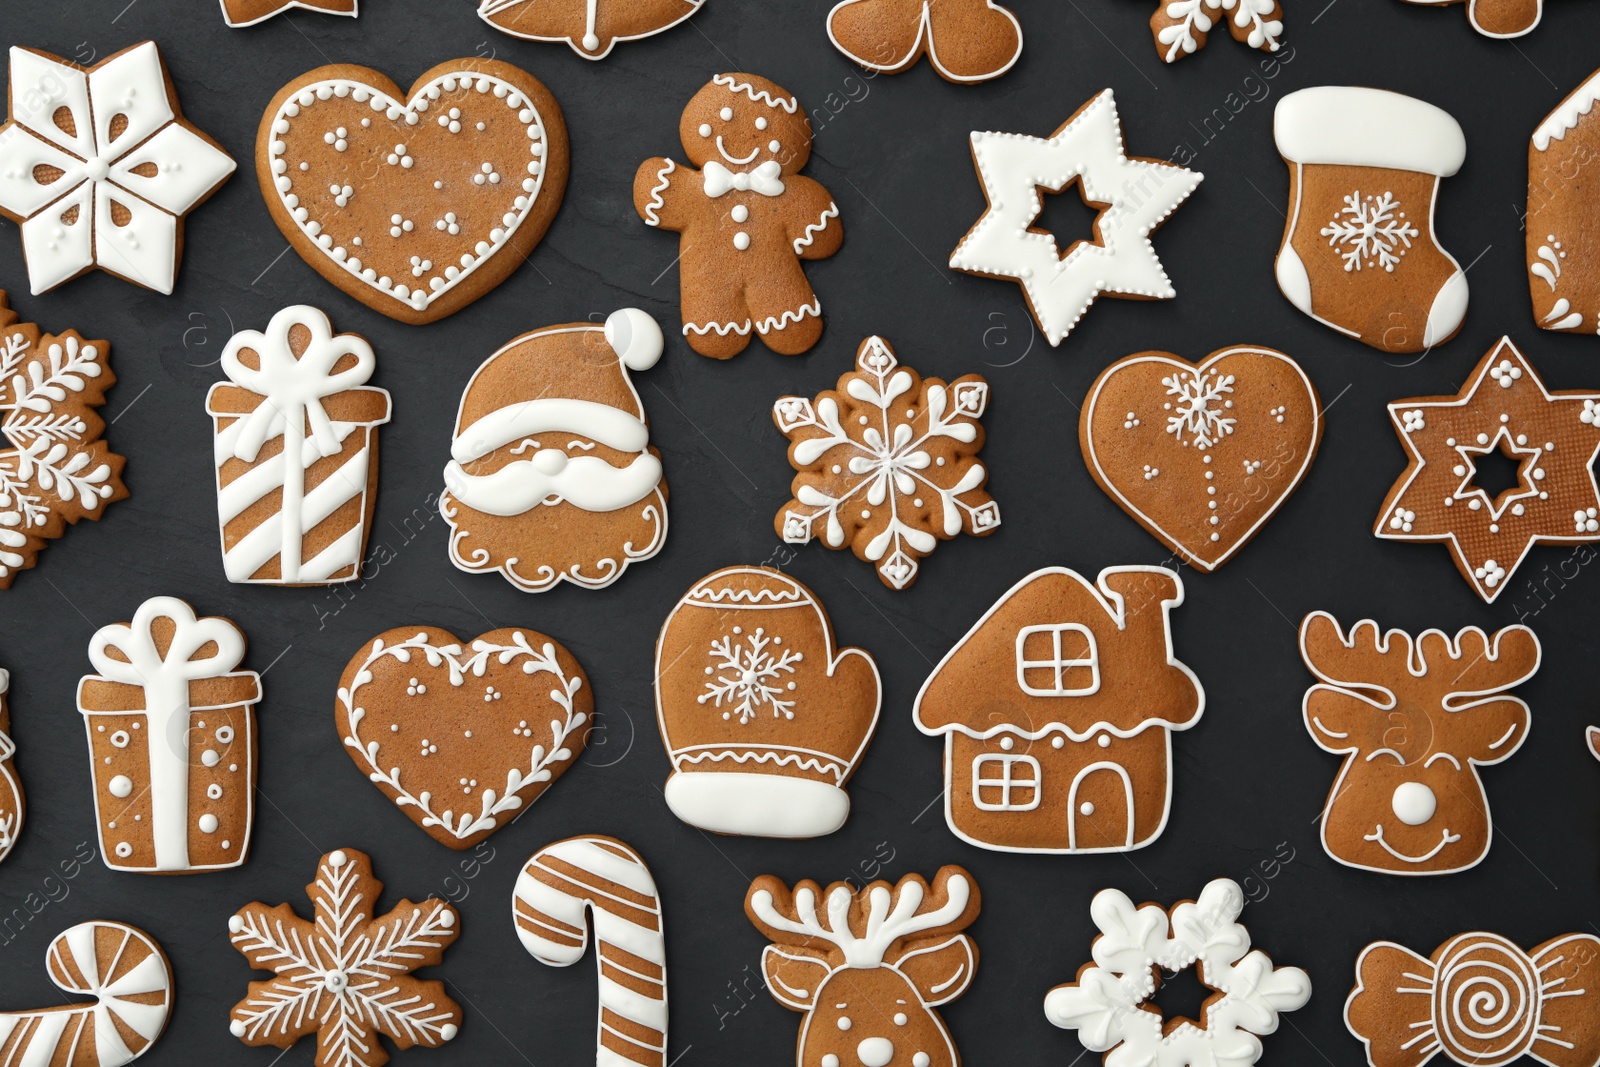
1044,879,1311,1067
229,848,462,1066
0,42,237,295
0,292,127,588
1150,0,1282,63
773,336,1000,589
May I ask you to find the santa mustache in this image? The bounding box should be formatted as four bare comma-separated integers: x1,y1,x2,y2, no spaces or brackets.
444,447,662,516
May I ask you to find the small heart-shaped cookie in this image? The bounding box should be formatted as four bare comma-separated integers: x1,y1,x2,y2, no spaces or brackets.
257,60,569,325
338,626,591,849
1080,346,1322,570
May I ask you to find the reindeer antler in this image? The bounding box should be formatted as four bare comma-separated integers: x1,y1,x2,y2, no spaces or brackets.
1301,612,1541,707
746,866,979,968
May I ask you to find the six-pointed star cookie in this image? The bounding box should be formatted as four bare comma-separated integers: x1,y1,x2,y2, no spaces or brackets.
948,89,1203,346
1376,336,1600,602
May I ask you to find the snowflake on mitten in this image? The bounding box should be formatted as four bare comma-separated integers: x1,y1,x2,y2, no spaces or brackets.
633,73,841,359
773,336,1000,590
1151,0,1282,62
0,292,127,588
228,848,462,1067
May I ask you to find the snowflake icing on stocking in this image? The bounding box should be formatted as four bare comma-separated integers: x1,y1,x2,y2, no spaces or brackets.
228,848,462,1067
1321,191,1418,273
1164,369,1237,449
699,626,803,724
1156,0,1283,63
773,336,1000,590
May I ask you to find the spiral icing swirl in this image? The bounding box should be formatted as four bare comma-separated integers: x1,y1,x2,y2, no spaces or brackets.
1435,933,1540,1065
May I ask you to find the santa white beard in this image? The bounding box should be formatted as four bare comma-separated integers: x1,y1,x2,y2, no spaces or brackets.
443,446,663,515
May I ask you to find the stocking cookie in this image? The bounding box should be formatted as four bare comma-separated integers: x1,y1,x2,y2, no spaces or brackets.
949,90,1203,346
1273,87,1468,353
478,0,703,59
0,42,237,295
1081,346,1321,571
441,308,667,592
258,59,569,325
825,0,1023,83
1150,0,1283,62
1528,67,1600,333
633,74,841,358
1300,613,1537,876
1396,0,1543,37
0,670,20,865
221,0,357,25
1374,337,1600,602
747,866,980,1067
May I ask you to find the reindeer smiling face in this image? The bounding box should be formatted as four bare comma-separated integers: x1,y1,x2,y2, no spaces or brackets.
747,867,980,1067
1299,613,1539,876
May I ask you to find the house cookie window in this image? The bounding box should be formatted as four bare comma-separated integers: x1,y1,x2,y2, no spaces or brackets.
1015,624,1099,696
972,754,1041,811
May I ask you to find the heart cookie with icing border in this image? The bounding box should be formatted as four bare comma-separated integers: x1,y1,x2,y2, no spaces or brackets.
1080,346,1322,570
256,60,569,325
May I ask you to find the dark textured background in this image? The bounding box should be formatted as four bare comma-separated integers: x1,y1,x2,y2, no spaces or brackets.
2,0,1599,1064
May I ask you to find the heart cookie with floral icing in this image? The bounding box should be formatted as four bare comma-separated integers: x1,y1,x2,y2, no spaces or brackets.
256,59,569,325
1080,346,1322,570
337,626,591,849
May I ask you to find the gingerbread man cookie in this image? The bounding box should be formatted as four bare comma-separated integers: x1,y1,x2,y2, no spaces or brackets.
825,0,1023,83
634,74,842,359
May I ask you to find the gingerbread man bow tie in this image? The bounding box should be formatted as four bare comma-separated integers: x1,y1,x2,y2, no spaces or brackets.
702,160,784,197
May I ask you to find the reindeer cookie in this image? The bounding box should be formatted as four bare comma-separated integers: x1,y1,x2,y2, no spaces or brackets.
633,74,841,359
1299,613,1539,876
746,866,979,1067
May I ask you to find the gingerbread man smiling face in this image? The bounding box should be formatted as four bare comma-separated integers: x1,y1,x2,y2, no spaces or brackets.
678,74,813,174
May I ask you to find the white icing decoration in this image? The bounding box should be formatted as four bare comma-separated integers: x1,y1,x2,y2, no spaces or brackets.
109,775,133,798
703,160,784,197
699,626,803,723
711,74,798,113
1274,86,1466,175
1321,192,1418,272
1155,0,1282,61
1534,67,1600,151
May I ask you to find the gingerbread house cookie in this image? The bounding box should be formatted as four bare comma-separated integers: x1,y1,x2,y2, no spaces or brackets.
1528,66,1600,333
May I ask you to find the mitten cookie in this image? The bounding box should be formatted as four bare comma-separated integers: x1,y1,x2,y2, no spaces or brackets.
0,670,21,864
1150,0,1283,62
1396,0,1543,38
1273,87,1468,353
655,566,880,837
440,308,667,592
634,74,841,358
1528,67,1600,332
257,59,568,325
478,0,703,59
825,0,1023,83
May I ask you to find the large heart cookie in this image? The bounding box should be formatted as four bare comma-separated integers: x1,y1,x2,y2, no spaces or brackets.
257,60,569,325
1080,346,1322,570
337,626,591,849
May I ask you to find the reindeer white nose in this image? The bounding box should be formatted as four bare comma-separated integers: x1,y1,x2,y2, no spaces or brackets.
857,1037,894,1067
1392,782,1437,826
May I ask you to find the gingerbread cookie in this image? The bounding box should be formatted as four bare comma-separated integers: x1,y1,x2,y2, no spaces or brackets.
1528,67,1600,333
747,866,980,1067
1081,346,1321,571
1590,725,1600,761
0,671,18,865
441,308,667,592
655,566,880,837
1273,87,1467,353
915,566,1203,854
258,59,569,325
1347,931,1600,1067
208,305,391,586
949,90,1203,346
1396,0,1543,37
825,0,1023,83
78,597,261,874
0,920,173,1066
1045,879,1311,1066
221,0,357,25
1151,0,1282,62
339,626,590,849
229,848,462,1062
634,74,841,359
0,42,236,295
1375,337,1600,602
1300,612,1537,876
514,836,669,1067
774,336,999,590
479,0,702,59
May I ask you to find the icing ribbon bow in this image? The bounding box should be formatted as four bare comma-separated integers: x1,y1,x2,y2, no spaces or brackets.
1346,931,1600,1067
703,159,784,197
87,597,246,871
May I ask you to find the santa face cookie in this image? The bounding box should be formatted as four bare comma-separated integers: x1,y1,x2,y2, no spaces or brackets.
221,0,357,25
1151,0,1283,61
208,305,391,586
1273,87,1468,354
1528,67,1600,333
1300,613,1537,876
441,309,667,593
479,0,703,59
949,90,1203,346
655,567,881,838
634,74,842,359
825,0,1023,83
1396,0,1543,37
1080,346,1321,571
77,597,262,874
0,670,20,865
0,42,237,296
257,59,569,325
338,626,591,849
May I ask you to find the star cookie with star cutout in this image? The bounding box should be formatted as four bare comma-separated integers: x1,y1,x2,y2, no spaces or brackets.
948,90,1202,346
1376,336,1600,602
